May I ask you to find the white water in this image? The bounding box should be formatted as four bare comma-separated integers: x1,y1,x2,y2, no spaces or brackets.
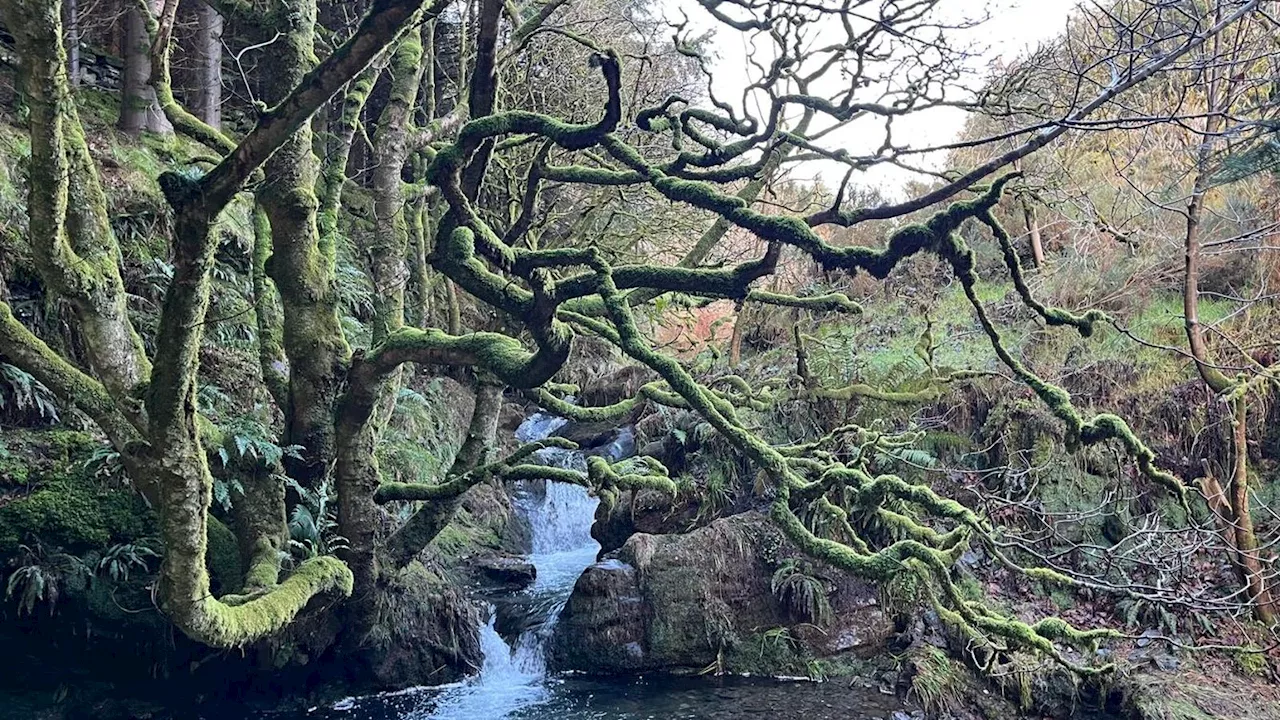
423,412,601,720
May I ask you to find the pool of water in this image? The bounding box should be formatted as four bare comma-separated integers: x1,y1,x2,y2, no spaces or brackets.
248,674,912,720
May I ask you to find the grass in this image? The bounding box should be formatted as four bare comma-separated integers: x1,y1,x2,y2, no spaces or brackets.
908,647,962,716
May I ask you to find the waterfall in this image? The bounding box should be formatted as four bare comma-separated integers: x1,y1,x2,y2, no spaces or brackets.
423,412,600,720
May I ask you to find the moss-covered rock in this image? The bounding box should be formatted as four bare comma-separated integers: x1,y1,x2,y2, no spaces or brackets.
551,511,893,675
357,561,482,689
0,429,100,487
0,478,155,555
0,429,154,562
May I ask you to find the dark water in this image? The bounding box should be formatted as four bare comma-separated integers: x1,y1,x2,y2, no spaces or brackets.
246,675,913,720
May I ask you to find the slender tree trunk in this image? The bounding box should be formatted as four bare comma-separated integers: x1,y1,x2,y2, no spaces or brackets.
193,2,223,129
231,465,288,591
1021,197,1045,268
119,0,173,135
409,198,433,327
1179,27,1274,622
1230,397,1274,622
251,201,289,410
336,29,427,596
1183,178,1229,391
728,306,745,367
445,279,462,335
64,0,78,86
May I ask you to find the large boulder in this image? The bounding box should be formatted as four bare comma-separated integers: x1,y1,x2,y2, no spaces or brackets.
551,511,893,674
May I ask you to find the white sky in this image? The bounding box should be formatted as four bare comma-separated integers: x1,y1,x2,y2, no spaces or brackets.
653,0,1083,195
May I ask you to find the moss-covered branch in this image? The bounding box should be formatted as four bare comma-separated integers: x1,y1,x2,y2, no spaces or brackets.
977,211,1106,337
167,555,352,648
0,301,141,452
375,437,579,503
745,289,862,314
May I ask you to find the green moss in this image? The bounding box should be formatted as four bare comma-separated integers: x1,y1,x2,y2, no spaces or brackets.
206,517,244,595
1233,649,1268,677
0,445,30,485
0,478,155,554
198,555,353,648
425,507,503,562
0,431,150,553
721,627,813,677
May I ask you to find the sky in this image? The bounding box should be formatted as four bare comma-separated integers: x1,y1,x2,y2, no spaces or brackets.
652,0,1084,195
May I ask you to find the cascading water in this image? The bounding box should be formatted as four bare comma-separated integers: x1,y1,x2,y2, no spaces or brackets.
422,412,600,720
296,412,920,720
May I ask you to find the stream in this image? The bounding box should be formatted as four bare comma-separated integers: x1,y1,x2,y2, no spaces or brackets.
247,412,913,720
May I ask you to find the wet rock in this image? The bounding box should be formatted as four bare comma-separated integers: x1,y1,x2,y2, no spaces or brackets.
587,424,637,462
474,556,537,590
548,558,650,670
554,421,639,462
552,511,893,674
317,561,483,692
554,418,616,448
458,479,531,555
592,487,693,555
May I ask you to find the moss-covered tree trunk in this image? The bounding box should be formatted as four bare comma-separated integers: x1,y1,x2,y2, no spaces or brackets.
1,0,431,648
2,0,152,438
257,0,352,491
335,28,427,597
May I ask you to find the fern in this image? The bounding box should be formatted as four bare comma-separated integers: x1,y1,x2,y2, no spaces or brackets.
771,559,832,626
82,444,124,482
875,447,939,470
0,362,60,422
212,476,245,512
213,413,302,470
6,544,90,616
285,477,349,559
97,543,159,582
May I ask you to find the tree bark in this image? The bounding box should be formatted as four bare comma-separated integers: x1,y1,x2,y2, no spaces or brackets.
119,0,173,135
64,0,78,85
258,0,351,490
1229,397,1275,622
251,200,290,410
1021,197,1045,268
193,1,223,129
728,306,746,368
334,29,427,595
